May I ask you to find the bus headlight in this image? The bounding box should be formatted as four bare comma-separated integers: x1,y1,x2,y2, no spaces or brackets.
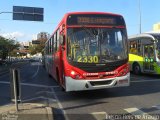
117,64,129,76
70,70,83,79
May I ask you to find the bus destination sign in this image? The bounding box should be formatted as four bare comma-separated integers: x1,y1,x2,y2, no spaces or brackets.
77,17,116,25
67,14,125,26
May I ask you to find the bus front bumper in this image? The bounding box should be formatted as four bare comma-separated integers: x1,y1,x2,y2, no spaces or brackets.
65,73,130,92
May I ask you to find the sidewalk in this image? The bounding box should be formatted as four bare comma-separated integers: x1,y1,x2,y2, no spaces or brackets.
0,103,54,120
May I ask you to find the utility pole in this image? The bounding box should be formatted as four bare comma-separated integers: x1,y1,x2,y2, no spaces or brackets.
138,0,142,34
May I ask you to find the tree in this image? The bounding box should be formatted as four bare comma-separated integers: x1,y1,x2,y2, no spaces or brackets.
0,36,7,60
0,36,20,60
29,38,47,55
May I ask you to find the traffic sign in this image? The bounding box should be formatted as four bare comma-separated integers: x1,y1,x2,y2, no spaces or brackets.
13,6,44,21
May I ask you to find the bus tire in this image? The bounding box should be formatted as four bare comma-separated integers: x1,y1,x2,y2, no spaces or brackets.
48,67,52,78
48,73,52,78
133,63,141,74
56,69,65,91
56,68,60,82
61,71,66,91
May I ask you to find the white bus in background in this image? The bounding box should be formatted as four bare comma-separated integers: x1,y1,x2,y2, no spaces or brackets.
31,53,42,62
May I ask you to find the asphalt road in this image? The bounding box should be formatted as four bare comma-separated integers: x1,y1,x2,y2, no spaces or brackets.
0,62,160,120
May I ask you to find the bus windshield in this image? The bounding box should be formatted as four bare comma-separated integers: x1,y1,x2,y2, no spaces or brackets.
151,34,160,60
67,27,128,63
155,40,160,60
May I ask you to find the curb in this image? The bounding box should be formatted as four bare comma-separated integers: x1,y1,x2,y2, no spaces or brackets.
0,104,15,114
46,107,54,120
0,103,54,120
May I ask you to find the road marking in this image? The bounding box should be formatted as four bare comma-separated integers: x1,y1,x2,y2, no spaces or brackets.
51,88,69,120
31,63,40,79
36,91,55,95
21,62,40,82
124,108,159,120
22,83,59,88
22,96,57,102
91,112,107,120
30,62,42,66
0,81,59,88
0,81,10,84
131,79,160,83
0,73,9,78
21,62,41,82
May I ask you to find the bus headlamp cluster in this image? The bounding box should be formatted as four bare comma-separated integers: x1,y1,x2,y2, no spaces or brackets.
117,64,129,77
145,58,154,63
70,70,83,79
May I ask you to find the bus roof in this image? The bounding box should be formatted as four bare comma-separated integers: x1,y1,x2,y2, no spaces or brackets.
59,12,123,28
46,12,125,43
64,11,123,17
128,33,160,41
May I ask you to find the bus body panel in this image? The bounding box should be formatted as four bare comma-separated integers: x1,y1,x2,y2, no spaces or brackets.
65,73,130,91
129,54,143,71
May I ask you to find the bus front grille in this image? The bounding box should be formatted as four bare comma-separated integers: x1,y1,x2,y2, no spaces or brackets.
90,80,113,86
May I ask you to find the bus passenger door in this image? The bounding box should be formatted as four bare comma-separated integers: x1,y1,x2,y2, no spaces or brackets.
143,44,155,72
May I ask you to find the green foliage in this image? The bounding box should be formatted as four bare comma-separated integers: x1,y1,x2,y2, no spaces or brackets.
0,36,20,60
29,38,46,55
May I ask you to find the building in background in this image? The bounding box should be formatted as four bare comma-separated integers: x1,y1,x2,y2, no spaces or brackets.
153,23,160,32
37,32,50,40
145,23,160,33
19,41,31,58
11,32,50,58
30,32,50,57
19,42,30,50
32,32,50,45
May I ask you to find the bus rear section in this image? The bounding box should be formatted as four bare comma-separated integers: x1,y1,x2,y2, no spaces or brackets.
45,12,130,92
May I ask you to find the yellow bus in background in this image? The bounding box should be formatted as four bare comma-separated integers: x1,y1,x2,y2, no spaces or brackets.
129,33,160,74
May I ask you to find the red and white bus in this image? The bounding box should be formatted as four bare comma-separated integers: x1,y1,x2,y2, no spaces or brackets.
44,12,130,92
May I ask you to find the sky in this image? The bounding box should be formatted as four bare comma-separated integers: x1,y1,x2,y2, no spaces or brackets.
0,0,160,42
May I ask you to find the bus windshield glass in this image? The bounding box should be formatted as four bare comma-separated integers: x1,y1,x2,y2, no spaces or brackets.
154,36,160,60
150,34,160,60
67,27,128,63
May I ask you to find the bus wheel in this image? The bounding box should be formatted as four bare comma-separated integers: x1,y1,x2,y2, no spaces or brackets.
48,68,52,78
57,70,65,91
133,63,141,74
61,72,66,91
48,73,52,78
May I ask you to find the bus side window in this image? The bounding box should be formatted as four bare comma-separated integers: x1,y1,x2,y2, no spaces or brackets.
144,46,148,57
52,36,54,53
57,29,60,50
130,41,137,54
149,46,154,58
50,38,52,54
54,33,57,52
137,39,142,56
